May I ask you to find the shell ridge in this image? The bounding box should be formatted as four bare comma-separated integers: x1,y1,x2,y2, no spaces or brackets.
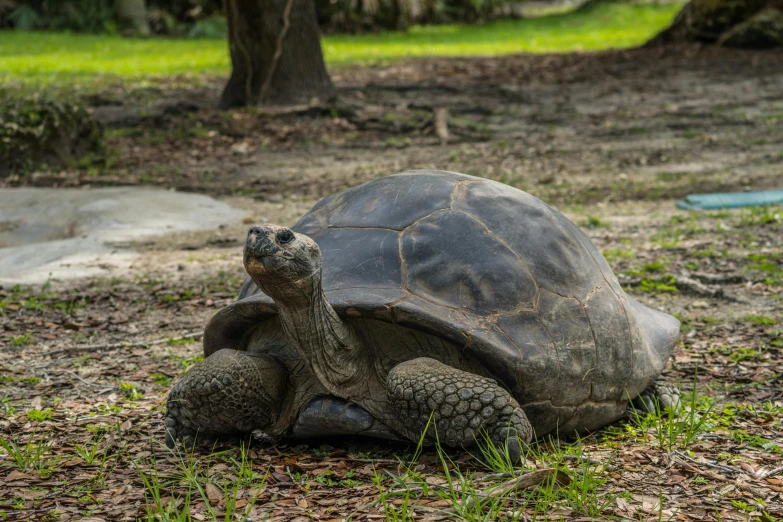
449,179,483,209
537,289,595,406
496,316,558,404
534,314,560,403
398,229,408,290
576,292,600,400
578,234,637,395
328,225,407,232
392,169,484,180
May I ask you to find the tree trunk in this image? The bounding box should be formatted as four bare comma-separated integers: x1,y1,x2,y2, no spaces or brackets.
115,0,151,36
646,0,782,46
220,0,334,109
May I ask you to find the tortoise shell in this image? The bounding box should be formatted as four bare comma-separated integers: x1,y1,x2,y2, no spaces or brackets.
204,170,679,436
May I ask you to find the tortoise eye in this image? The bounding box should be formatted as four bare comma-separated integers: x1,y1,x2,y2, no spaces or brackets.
277,230,295,245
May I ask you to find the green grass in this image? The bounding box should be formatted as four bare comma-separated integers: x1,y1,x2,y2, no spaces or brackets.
0,2,683,88
639,274,679,294
376,427,620,521
628,380,714,454
324,3,682,63
0,431,58,477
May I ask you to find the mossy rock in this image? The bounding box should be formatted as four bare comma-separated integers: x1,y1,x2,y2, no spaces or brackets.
718,7,783,47
688,0,765,40
0,94,104,176
647,0,783,46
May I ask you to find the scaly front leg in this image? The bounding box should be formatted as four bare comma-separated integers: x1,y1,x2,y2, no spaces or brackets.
165,349,286,448
385,357,532,462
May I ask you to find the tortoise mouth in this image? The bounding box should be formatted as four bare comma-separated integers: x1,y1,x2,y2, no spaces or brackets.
243,236,297,283
248,249,289,260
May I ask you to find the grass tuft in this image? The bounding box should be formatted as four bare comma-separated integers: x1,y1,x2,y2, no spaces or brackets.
628,377,714,454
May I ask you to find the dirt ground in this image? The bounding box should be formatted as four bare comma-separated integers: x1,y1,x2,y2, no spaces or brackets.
1,44,782,521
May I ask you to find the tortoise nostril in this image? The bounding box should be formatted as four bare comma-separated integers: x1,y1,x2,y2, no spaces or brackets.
249,226,262,236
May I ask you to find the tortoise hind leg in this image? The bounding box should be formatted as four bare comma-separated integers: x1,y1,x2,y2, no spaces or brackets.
633,382,681,414
165,349,286,449
385,357,532,462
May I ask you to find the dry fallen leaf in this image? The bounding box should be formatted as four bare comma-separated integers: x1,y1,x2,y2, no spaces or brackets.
205,482,223,504
634,494,662,513
5,470,34,481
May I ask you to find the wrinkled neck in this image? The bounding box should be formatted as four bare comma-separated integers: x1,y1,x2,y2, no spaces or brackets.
258,270,372,399
256,268,321,306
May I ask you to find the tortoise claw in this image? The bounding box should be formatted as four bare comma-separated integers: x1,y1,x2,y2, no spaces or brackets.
164,410,221,451
632,382,681,415
251,429,280,446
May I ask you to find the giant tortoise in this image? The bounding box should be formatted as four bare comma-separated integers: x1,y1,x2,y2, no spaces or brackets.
165,170,680,459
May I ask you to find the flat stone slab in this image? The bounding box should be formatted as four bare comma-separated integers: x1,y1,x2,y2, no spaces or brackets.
0,187,244,285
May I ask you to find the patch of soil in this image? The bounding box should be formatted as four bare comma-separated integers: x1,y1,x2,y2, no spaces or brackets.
4,45,781,210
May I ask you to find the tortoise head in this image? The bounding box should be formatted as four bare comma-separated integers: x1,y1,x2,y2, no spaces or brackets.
243,225,322,297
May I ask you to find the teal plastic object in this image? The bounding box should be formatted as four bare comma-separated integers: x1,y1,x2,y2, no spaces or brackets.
677,190,783,210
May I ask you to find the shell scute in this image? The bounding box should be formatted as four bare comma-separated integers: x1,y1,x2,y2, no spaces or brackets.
536,290,594,406
453,180,605,300
318,227,402,291
496,310,558,404
326,172,457,230
583,286,633,401
401,210,537,313
391,295,472,343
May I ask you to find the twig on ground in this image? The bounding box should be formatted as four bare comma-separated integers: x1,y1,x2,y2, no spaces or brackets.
33,358,78,369
676,275,725,298
74,413,119,422
266,481,302,487
388,483,457,494
759,466,783,480
349,457,401,464
474,471,515,483
46,332,203,355
388,472,526,496
563,454,601,465
618,274,745,302
688,272,748,285
463,469,571,510
674,450,742,476
1,509,51,517
45,369,120,389
672,451,774,493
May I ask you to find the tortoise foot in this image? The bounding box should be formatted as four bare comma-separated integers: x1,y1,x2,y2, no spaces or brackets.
386,357,532,462
164,349,286,450
633,382,681,415
164,412,221,450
